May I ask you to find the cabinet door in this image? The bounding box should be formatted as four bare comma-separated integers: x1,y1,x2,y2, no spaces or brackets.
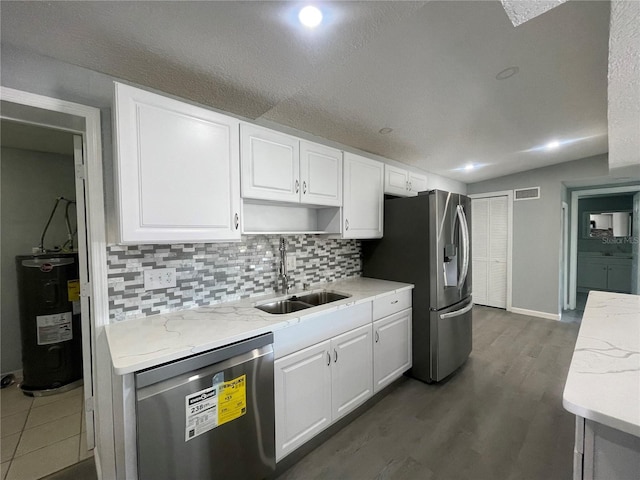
384,164,410,197
240,124,300,203
607,263,632,292
343,153,384,239
114,83,241,243
300,141,342,207
577,259,608,290
373,309,412,393
274,340,332,461
408,172,428,196
330,324,373,421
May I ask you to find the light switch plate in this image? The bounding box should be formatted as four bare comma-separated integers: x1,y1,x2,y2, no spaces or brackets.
286,254,296,271
144,268,177,290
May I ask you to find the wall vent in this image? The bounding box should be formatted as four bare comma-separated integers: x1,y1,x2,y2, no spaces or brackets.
514,186,540,201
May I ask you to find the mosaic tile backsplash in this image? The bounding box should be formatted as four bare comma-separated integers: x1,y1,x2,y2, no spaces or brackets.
107,235,362,321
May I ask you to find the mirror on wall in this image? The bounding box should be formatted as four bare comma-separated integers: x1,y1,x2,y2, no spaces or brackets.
584,211,633,238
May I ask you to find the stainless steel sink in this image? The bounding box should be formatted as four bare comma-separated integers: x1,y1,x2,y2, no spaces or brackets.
255,300,313,315
255,290,351,314
293,291,350,306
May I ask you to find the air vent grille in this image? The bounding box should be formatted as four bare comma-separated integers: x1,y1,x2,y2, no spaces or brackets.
514,187,540,201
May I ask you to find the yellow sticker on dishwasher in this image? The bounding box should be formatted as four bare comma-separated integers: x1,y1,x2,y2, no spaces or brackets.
217,374,246,426
67,280,80,302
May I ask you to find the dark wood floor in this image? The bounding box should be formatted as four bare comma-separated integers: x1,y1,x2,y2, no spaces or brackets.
277,305,580,480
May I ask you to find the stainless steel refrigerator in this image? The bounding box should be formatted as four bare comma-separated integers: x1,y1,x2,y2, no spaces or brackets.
362,190,472,383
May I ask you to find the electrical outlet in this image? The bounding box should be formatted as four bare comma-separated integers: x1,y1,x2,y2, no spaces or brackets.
144,268,177,290
286,254,296,271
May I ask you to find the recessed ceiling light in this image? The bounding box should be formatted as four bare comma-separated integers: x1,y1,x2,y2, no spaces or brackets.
546,140,560,150
496,66,519,80
464,164,475,172
378,127,393,134
299,6,323,28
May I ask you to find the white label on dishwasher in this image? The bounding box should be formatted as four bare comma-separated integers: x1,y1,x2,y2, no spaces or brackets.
185,387,218,442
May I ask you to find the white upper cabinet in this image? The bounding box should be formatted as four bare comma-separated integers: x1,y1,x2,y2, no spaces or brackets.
240,124,342,207
409,171,428,195
343,153,384,239
240,124,300,203
384,164,410,196
113,83,241,244
300,141,342,206
384,164,428,197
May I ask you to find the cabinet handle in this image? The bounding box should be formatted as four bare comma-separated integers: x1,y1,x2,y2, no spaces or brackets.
327,351,331,366
234,213,239,230
406,181,409,191
409,182,413,191
375,331,379,343
391,300,398,304
345,219,349,231
303,181,307,194
334,349,338,363
295,179,300,193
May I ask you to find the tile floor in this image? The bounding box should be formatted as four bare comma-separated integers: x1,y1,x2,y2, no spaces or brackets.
561,292,588,324
1,383,92,480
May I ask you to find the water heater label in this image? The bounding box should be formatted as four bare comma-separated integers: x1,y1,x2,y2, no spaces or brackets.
67,280,80,302
36,312,73,345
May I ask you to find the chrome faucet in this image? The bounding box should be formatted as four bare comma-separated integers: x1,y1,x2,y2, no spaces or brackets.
278,237,292,294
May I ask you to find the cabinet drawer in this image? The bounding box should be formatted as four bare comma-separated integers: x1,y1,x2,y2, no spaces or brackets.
373,290,412,320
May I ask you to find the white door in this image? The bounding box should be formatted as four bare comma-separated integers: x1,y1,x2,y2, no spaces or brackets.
472,196,508,308
300,141,342,206
373,309,412,393
240,124,300,203
384,164,410,197
343,153,384,239
274,340,332,461
114,83,241,243
73,135,95,450
330,325,373,421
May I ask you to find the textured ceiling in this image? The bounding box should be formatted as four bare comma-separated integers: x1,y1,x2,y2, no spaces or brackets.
607,0,640,177
0,1,612,183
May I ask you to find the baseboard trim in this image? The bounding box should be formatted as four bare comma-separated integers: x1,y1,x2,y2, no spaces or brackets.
510,307,561,321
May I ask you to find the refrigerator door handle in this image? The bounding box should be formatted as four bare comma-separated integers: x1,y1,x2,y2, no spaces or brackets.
440,301,474,319
456,205,470,290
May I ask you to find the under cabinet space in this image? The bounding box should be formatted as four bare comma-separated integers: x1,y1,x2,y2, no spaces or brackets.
241,200,341,235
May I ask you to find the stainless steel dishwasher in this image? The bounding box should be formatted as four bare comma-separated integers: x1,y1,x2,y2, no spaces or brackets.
135,333,275,480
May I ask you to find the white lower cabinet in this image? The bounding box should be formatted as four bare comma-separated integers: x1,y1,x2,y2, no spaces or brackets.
573,416,640,480
373,309,412,393
274,340,333,461
275,324,373,460
331,325,373,421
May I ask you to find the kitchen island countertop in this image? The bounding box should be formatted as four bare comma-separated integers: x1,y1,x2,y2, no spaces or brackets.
563,290,640,437
106,276,413,375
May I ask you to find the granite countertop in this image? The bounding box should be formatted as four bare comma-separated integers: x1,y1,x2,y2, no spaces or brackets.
106,276,413,375
563,291,640,437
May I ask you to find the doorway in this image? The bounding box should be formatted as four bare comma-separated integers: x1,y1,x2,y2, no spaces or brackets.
0,85,112,479
568,185,640,310
0,120,94,477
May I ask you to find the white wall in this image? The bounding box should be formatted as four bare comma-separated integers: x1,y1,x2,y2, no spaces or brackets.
1,147,76,374
467,154,609,316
